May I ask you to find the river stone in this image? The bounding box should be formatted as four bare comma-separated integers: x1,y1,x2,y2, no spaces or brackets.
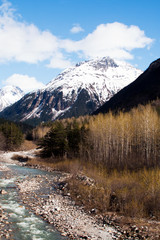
0,189,7,194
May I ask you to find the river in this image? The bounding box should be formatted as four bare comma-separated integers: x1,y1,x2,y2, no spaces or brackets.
0,162,67,240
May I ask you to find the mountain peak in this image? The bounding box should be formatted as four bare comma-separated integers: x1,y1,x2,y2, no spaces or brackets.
88,57,118,72
93,58,160,115
75,57,118,70
0,57,142,125
0,85,24,111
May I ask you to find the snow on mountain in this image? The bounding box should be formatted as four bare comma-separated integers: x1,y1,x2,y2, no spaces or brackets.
46,57,142,104
93,58,160,115
0,57,142,124
0,85,24,111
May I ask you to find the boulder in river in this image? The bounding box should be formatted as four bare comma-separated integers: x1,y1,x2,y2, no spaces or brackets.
0,189,7,194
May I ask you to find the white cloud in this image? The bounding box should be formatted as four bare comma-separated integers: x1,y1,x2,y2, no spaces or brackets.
0,7,58,63
62,22,154,60
47,52,72,69
0,1,154,69
4,74,45,93
70,24,84,34
0,1,69,68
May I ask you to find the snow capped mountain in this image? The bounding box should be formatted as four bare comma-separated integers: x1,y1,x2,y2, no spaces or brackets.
93,58,160,115
0,85,24,112
46,57,142,105
0,57,142,124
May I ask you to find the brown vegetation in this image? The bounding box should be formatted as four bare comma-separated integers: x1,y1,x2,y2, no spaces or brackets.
30,104,160,220
18,140,37,151
81,104,160,170
27,156,160,220
32,125,50,140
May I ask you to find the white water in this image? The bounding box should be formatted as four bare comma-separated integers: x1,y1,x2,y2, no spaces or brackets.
0,164,67,240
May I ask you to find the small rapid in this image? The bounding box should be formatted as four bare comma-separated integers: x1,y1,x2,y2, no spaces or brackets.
0,163,67,240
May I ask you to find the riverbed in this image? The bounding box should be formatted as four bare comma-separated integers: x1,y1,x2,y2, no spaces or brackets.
0,152,117,240
0,162,67,240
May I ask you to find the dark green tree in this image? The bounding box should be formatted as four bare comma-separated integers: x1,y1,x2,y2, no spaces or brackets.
39,122,67,158
0,122,23,150
66,121,81,157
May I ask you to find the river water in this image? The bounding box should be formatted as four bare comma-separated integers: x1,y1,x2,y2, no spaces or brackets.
0,163,67,240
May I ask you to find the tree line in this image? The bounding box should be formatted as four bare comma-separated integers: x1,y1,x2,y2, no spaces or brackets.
39,104,160,170
83,104,160,170
0,119,24,150
38,119,87,159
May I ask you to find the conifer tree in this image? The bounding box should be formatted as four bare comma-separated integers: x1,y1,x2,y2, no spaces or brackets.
39,122,67,158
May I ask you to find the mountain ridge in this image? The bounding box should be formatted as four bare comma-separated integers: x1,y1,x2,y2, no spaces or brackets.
93,58,160,115
0,85,24,112
0,57,142,125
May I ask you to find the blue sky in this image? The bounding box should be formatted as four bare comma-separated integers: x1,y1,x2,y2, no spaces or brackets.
0,0,159,92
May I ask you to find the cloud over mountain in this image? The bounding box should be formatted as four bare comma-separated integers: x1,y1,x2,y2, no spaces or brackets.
0,1,154,69
62,22,153,60
3,74,45,93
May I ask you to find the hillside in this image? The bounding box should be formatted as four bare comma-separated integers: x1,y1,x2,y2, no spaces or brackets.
0,57,141,125
93,58,160,115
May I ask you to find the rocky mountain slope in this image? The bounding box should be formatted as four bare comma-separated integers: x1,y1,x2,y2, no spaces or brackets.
0,57,142,125
93,58,160,115
0,85,24,112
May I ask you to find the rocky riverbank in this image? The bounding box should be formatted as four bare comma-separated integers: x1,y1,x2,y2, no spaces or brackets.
0,152,119,239
16,174,118,239
18,161,160,239
16,171,160,240
0,207,13,239
1,150,160,239
0,164,14,239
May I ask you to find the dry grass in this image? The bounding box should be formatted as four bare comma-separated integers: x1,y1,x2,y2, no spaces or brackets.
28,156,160,219
18,140,37,151
66,168,160,219
28,155,86,173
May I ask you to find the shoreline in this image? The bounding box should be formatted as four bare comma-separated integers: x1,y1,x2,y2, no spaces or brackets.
0,150,160,239
0,150,118,239
18,162,160,240
17,174,118,239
